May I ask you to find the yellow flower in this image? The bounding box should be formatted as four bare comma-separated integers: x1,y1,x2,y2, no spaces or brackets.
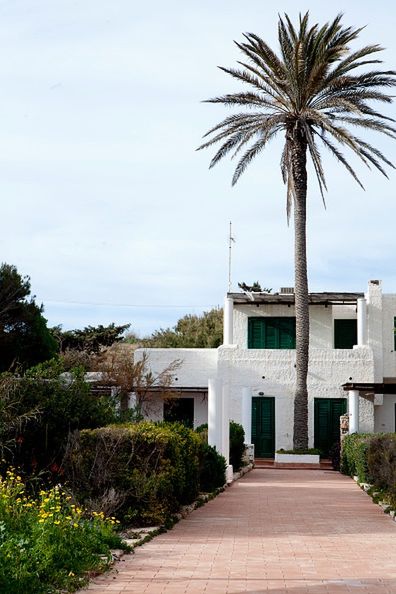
73,523,78,528
54,520,60,525
38,519,45,524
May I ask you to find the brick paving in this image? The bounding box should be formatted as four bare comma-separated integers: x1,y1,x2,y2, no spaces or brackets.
83,469,396,593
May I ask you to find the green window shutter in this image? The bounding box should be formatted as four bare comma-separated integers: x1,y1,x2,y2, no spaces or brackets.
334,319,357,349
248,317,295,349
248,318,265,348
264,319,279,348
279,318,296,349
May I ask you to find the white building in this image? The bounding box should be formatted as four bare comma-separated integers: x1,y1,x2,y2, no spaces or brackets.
135,280,396,461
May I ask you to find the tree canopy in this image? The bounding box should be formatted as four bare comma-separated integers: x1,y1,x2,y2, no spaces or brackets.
0,263,57,371
53,323,130,354
140,308,223,348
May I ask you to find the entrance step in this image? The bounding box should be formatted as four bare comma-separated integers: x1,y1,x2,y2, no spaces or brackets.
254,458,335,470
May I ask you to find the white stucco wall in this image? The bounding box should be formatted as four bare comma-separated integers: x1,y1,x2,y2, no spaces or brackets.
233,303,359,350
217,344,374,450
381,295,396,378
135,348,218,387
367,281,384,382
374,394,396,432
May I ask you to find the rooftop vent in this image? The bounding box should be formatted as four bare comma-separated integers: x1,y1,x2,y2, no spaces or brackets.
279,287,294,294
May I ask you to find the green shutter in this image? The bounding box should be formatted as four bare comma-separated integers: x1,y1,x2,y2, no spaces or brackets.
314,398,347,456
279,318,296,349
334,319,357,349
251,397,275,457
248,318,265,348
248,317,296,349
264,319,279,348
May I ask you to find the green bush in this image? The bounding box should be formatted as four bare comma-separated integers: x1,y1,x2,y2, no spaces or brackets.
0,469,125,593
64,422,203,526
195,421,246,471
198,443,226,492
0,369,117,479
229,421,245,470
340,433,371,482
341,433,396,506
367,434,396,506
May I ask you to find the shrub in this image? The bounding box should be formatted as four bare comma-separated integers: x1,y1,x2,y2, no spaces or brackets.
367,434,396,506
195,421,246,470
229,421,245,470
0,369,117,478
63,422,202,525
198,443,226,492
0,469,125,593
340,433,371,482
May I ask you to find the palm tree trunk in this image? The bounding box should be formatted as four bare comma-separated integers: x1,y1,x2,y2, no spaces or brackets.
290,131,309,450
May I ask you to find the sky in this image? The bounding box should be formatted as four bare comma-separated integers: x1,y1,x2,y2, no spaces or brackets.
1,0,396,336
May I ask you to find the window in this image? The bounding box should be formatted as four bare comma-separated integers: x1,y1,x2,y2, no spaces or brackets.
248,317,296,349
163,398,194,428
334,319,357,349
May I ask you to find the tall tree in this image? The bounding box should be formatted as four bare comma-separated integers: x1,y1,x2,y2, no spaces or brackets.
0,263,57,371
198,13,396,448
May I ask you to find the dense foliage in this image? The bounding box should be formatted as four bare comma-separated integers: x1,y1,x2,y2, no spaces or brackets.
341,433,396,506
0,469,125,593
340,433,370,482
198,442,227,492
140,308,223,348
53,323,130,354
0,263,57,372
64,422,226,525
0,369,117,477
195,421,246,471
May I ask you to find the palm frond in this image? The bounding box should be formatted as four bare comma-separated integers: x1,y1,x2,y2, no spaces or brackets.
199,12,396,212
232,127,281,185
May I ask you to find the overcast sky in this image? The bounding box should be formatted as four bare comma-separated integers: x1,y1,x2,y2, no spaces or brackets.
1,0,396,336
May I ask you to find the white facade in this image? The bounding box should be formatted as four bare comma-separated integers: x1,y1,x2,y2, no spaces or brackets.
135,280,396,458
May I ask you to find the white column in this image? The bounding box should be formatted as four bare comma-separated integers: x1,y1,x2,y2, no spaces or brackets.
208,378,223,453
357,298,367,346
222,384,230,464
223,297,234,345
348,390,360,434
241,387,252,444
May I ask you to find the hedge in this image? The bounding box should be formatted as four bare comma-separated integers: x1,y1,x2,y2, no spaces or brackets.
340,433,371,482
64,421,226,525
341,433,396,505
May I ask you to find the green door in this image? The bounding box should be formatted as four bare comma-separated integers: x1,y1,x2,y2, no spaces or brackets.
314,398,347,456
251,397,275,458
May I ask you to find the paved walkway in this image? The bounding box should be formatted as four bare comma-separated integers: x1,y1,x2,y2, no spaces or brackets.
83,469,396,594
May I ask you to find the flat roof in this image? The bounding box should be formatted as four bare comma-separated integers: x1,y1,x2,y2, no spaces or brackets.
343,382,396,394
228,292,364,305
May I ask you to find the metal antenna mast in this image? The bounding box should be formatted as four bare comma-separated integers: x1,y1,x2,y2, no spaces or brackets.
228,221,235,293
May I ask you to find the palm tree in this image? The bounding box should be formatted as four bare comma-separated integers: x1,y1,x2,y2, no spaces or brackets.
198,12,396,449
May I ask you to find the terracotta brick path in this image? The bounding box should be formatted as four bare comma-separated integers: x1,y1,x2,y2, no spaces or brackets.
83,469,396,593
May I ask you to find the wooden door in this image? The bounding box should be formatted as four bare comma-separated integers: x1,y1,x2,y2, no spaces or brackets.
251,397,275,457
314,398,347,456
